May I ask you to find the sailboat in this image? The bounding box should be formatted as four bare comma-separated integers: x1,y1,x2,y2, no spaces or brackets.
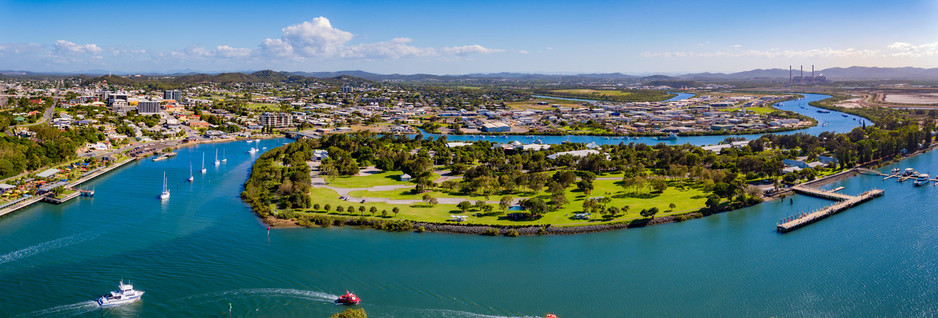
160,172,170,200
187,163,194,182
214,149,220,166
221,149,227,162
200,153,207,174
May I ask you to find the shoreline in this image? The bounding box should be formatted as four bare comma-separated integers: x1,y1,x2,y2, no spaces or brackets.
262,146,938,236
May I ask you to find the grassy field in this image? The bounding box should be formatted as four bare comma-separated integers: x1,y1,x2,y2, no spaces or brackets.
326,170,440,188
560,126,611,134
723,106,776,114
245,102,280,111
553,89,632,97
505,99,585,110
304,175,710,227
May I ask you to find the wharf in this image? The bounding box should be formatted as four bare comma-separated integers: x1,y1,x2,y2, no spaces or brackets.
42,191,80,204
778,186,884,233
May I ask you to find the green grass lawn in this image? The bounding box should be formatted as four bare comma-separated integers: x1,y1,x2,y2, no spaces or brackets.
245,103,280,111
304,178,710,227
325,170,440,188
723,106,776,114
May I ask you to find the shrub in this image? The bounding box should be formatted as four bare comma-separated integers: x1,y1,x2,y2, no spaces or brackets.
481,228,500,236
505,229,520,237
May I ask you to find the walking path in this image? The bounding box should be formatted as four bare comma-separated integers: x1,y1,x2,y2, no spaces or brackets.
313,182,523,205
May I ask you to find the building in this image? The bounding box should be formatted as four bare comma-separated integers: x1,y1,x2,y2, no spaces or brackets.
36,168,61,179
547,149,601,160
137,101,162,115
107,93,134,113
399,174,412,182
163,90,182,101
259,112,293,128
481,122,511,133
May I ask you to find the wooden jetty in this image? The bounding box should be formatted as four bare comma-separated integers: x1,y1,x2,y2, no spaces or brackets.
777,186,884,233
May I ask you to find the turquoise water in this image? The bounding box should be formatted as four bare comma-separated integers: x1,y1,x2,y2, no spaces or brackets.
2,139,936,317
0,110,933,317
426,93,868,146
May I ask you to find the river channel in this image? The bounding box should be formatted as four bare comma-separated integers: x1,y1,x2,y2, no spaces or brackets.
431,93,869,146
1,94,931,317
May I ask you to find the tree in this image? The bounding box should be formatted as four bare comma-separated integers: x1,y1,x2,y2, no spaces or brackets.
457,201,472,213
499,195,513,211
640,207,659,218
577,179,594,196
422,193,437,206
348,205,355,214
520,197,548,217
331,307,367,318
358,206,366,215
705,194,721,210
392,207,400,217
649,178,667,193
313,203,321,211
668,202,676,210
336,206,344,213
369,206,377,216
324,204,332,212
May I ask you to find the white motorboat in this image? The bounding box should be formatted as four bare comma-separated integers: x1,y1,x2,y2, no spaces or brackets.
160,172,170,200
97,280,144,307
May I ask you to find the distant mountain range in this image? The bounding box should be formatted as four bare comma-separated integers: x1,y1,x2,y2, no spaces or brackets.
3,66,938,81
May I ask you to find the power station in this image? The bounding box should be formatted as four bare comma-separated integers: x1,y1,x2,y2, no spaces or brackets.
789,65,827,84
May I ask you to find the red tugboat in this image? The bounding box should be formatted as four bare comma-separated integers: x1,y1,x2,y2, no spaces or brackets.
335,291,361,305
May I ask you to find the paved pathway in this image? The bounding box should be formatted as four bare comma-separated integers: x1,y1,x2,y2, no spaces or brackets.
313,182,523,206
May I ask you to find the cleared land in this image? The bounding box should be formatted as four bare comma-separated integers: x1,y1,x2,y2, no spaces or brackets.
505,99,586,110
884,93,938,105
553,89,633,97
723,106,776,114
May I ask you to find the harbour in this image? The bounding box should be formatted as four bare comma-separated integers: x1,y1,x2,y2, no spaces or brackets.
0,137,937,317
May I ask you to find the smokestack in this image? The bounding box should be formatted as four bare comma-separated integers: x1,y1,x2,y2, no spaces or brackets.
812,65,815,82
789,66,792,84
800,65,803,83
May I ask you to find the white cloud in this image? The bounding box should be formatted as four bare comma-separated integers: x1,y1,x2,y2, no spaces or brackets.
343,38,435,59
441,44,504,56
278,17,354,57
733,44,742,48
519,50,529,54
184,45,213,58
53,40,102,56
111,48,147,57
887,41,938,57
0,43,43,56
259,38,293,57
215,45,252,58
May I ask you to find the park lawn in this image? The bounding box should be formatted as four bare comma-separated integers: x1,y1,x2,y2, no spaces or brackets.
505,99,585,110
553,89,632,97
723,106,776,114
326,170,440,188
245,102,279,111
301,178,710,227
560,126,611,134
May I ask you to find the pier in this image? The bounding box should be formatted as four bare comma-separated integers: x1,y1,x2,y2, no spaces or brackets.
777,186,884,233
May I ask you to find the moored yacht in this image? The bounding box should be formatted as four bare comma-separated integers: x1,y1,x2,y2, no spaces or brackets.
97,280,144,307
160,172,170,200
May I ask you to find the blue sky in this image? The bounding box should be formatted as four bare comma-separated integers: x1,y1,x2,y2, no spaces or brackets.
1,0,936,74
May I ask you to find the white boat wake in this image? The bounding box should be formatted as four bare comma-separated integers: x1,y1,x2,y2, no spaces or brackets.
0,232,97,265
13,300,99,317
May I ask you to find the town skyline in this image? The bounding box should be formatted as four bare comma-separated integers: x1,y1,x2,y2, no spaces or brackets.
1,0,936,74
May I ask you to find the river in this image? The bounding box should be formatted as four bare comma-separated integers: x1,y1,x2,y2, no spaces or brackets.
428,93,870,146
0,96,927,317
